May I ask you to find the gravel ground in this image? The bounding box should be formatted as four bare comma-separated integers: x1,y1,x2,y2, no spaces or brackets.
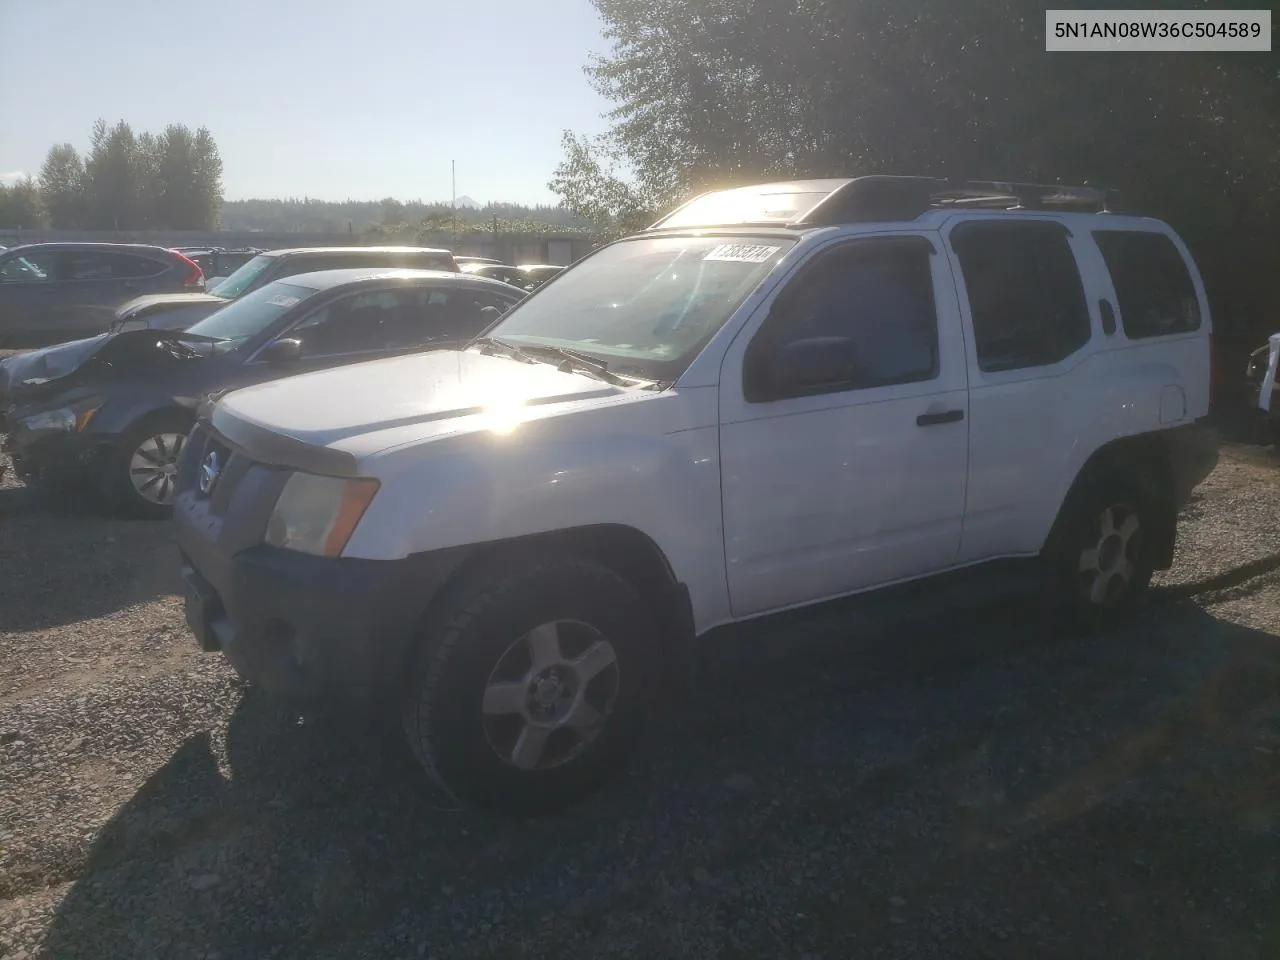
1,440,1278,960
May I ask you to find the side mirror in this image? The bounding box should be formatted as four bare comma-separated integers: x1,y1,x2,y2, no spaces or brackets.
260,337,302,364
765,336,859,395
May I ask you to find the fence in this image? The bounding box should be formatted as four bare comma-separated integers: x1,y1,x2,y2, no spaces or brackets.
0,229,598,266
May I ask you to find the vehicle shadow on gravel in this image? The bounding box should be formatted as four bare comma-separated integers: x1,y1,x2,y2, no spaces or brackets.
38,595,1280,960
0,482,180,634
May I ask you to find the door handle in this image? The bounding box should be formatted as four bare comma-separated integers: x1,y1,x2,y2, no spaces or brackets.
917,409,964,426
1099,299,1117,336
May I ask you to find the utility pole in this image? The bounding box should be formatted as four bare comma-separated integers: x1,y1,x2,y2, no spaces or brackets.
451,159,457,250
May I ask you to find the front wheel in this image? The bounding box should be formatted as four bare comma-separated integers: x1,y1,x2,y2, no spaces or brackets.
103,412,192,519
401,554,661,815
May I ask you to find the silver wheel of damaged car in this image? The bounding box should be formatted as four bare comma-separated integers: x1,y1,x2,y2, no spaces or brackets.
128,432,186,505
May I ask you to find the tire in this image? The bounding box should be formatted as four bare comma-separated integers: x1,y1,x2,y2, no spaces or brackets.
1046,472,1156,627
102,410,193,519
401,553,661,815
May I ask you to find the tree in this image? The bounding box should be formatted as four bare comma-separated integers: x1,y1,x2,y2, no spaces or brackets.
557,0,1280,343
84,119,142,230
190,126,224,229
548,132,655,239
135,131,164,227
0,177,46,228
38,144,86,228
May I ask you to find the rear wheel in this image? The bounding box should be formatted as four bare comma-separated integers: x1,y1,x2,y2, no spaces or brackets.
103,412,192,519
401,554,660,815
1048,475,1156,625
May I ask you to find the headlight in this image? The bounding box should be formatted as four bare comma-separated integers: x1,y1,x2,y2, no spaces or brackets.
19,400,101,433
264,472,380,557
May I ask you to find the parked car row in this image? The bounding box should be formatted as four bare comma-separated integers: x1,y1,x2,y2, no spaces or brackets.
112,245,460,333
0,266,524,515
0,178,1222,818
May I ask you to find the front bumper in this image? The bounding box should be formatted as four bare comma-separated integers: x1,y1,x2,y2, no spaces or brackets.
173,421,466,704
179,543,462,703
0,417,112,486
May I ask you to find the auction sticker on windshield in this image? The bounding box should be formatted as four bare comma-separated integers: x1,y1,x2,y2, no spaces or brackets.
703,244,781,264
267,295,302,308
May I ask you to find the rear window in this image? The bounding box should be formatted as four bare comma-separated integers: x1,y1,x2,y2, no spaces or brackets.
208,254,276,299
1093,230,1200,339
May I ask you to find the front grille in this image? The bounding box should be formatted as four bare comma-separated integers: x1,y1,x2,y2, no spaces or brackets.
181,423,254,515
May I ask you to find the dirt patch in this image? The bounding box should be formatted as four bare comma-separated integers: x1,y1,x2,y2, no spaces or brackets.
1,446,1278,959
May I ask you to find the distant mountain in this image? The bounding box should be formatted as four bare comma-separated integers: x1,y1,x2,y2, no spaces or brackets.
455,195,481,210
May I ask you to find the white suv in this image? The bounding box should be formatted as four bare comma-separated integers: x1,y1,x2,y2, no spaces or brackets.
173,177,1218,814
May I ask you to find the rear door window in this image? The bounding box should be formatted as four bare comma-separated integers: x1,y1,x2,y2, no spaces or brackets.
951,221,1091,372
1092,230,1200,339
105,252,167,278
59,252,121,281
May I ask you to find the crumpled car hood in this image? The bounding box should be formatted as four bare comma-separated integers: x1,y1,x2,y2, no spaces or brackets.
0,334,112,392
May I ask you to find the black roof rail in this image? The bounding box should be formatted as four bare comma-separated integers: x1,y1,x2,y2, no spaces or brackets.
795,176,1118,225
647,176,1121,231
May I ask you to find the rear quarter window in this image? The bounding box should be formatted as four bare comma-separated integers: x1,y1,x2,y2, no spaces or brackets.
1093,230,1201,339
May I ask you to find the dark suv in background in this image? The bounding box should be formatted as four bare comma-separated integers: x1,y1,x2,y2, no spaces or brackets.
114,246,461,333
0,242,205,348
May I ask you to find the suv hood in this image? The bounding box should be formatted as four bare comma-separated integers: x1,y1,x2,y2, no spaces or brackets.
210,349,623,475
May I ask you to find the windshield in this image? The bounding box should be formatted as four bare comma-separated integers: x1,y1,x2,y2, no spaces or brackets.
482,235,793,380
185,281,315,352
208,253,275,299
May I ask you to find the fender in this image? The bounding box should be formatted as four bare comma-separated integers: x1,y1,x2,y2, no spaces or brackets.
343,386,734,632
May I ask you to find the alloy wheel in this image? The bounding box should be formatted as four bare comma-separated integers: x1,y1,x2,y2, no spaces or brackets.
1077,503,1142,605
481,619,621,771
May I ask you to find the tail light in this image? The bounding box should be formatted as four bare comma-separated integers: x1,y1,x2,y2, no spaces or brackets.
175,252,205,289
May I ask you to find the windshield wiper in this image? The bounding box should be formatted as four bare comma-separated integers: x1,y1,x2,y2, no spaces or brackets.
154,331,229,358
471,335,532,362
518,345,631,386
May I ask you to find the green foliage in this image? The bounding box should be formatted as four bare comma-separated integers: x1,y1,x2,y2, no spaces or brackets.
38,144,86,228
15,120,224,230
220,197,595,234
548,132,655,240
0,177,46,229
556,0,1280,340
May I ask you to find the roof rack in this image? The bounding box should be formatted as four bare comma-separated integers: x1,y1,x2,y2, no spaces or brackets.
648,176,1119,231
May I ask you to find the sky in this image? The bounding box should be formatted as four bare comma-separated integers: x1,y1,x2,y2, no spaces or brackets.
0,0,614,206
